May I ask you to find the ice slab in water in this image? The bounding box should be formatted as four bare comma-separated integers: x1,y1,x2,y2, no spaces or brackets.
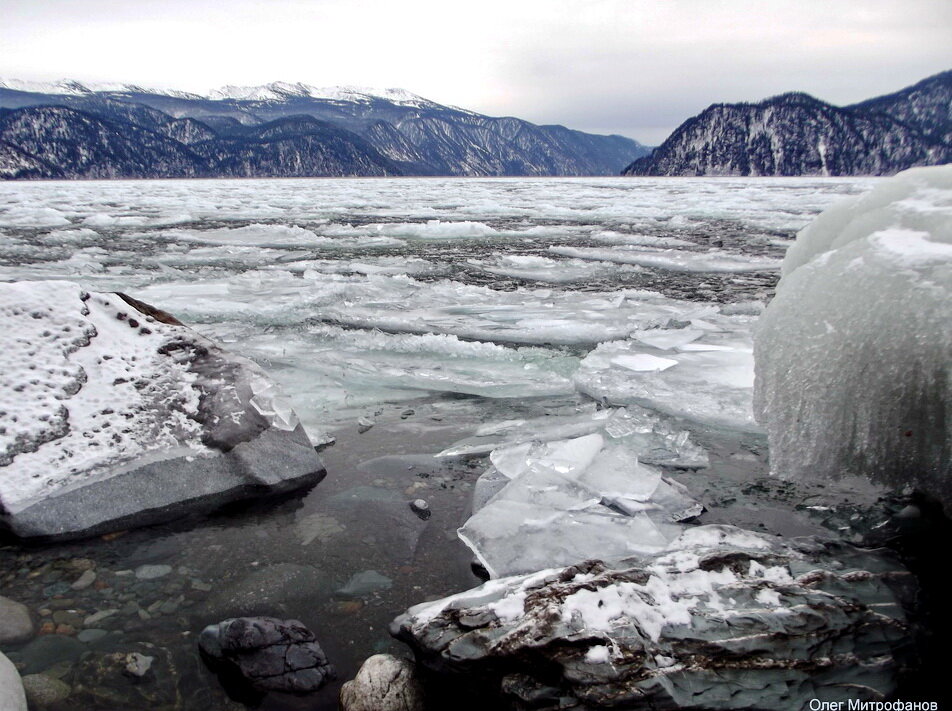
612,353,679,372
439,406,708,469
755,166,952,504
167,224,332,248
467,254,644,284
323,220,498,240
576,443,661,501
459,499,675,579
198,323,579,433
576,314,759,432
631,328,704,351
132,271,708,348
460,431,701,577
590,230,695,248
550,245,782,273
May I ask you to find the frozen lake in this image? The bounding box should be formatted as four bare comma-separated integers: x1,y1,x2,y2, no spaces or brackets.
0,176,875,435
0,176,885,709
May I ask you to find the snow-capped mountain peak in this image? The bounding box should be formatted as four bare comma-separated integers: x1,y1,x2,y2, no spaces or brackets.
0,78,93,95
2,77,436,107
0,78,204,100
206,82,433,106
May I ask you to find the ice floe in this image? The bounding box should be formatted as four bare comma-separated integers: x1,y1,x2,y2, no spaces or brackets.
576,313,759,431
550,245,782,273
466,254,644,283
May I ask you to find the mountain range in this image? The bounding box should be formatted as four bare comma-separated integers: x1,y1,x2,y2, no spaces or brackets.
0,81,649,179
624,70,951,176
3,71,949,180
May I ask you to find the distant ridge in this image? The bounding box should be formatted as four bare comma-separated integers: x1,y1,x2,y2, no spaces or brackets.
624,70,952,176
0,79,650,179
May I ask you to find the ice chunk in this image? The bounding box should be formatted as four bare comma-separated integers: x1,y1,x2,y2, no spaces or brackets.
754,166,952,506
438,407,708,469
611,353,679,372
471,467,511,514
440,409,609,458
482,466,603,512
325,220,497,240
168,223,331,248
550,245,782,273
577,445,661,501
467,254,644,284
577,335,759,432
459,500,674,578
179,323,579,432
488,442,535,478
631,327,704,350
591,230,695,248
525,434,604,477
307,277,708,348
0,206,72,228
459,432,700,577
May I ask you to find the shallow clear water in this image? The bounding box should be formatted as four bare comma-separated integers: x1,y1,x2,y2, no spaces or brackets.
0,176,883,709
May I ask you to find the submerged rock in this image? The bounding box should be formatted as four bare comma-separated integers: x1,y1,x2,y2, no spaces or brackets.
336,570,393,599
15,635,85,675
755,166,952,510
392,525,914,710
409,499,430,520
0,596,34,645
203,563,335,618
340,654,424,711
134,564,172,580
0,281,326,539
65,645,176,708
20,673,70,707
199,617,335,694
122,653,153,678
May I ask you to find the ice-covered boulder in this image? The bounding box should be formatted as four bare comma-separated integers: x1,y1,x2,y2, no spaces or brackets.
754,166,951,508
392,526,913,710
0,280,325,539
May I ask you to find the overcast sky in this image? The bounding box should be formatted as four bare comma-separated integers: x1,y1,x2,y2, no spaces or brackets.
2,0,950,144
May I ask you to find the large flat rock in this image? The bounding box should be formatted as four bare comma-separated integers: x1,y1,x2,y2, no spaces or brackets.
0,280,325,539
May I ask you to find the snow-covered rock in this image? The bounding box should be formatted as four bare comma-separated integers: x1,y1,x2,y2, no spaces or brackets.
754,166,951,508
392,526,913,710
0,281,325,539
